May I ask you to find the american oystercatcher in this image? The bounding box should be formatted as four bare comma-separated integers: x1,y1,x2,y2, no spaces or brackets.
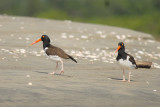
31,35,77,75
115,42,137,82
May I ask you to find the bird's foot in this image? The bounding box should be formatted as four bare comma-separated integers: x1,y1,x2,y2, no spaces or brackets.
59,70,64,75
49,72,55,75
128,80,131,82
121,79,127,82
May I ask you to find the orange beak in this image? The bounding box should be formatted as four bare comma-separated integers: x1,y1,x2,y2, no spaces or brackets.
115,45,121,53
31,38,42,45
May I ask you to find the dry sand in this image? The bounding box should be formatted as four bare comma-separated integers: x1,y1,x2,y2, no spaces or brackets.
0,15,160,107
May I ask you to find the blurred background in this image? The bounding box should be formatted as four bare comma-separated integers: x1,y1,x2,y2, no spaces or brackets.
0,0,160,40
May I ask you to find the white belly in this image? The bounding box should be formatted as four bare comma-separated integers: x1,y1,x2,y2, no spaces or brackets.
47,55,62,61
118,56,136,69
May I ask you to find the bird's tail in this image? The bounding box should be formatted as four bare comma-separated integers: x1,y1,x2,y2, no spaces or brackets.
68,55,77,63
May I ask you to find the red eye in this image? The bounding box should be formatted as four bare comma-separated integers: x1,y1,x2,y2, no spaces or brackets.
42,36,44,38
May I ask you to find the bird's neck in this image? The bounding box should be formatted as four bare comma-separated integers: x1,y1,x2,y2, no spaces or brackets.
43,41,50,49
118,47,125,54
118,50,125,55
117,51,127,61
118,48,127,57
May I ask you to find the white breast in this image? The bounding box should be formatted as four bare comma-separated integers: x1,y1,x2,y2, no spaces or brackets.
44,47,48,52
118,56,136,69
48,55,62,61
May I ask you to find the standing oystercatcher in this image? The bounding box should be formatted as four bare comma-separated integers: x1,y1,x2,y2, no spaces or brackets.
31,35,77,75
115,42,137,82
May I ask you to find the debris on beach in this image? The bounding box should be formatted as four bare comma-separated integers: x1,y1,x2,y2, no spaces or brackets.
28,82,32,86
26,75,30,78
136,61,152,68
153,90,157,92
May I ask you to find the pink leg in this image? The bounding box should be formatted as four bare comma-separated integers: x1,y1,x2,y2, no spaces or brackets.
128,71,131,82
49,62,59,75
59,60,64,75
55,62,59,71
121,69,126,82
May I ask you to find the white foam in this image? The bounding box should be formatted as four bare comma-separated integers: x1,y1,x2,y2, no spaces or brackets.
116,35,121,40
138,51,144,55
147,40,155,43
25,37,30,40
26,75,30,78
157,47,160,49
28,82,32,86
96,31,103,35
69,35,74,38
81,35,88,39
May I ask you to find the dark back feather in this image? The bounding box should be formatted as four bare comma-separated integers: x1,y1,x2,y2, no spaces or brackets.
46,45,77,63
46,45,70,59
127,53,137,67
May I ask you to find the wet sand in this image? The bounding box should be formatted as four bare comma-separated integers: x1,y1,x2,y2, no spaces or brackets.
0,15,160,107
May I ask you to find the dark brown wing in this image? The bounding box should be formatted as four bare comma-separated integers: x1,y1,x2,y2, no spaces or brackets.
127,53,137,65
46,45,70,59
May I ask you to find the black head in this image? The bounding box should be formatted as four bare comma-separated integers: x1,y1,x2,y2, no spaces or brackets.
118,42,125,48
115,42,125,53
31,35,51,49
41,35,51,49
41,35,50,43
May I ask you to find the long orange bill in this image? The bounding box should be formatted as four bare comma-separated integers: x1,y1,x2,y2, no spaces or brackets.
31,38,42,45
115,45,121,53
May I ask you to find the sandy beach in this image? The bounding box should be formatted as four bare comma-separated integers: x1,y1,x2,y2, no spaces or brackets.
0,15,160,107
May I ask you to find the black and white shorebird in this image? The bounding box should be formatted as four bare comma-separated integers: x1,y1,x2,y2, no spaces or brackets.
31,35,77,75
115,42,137,82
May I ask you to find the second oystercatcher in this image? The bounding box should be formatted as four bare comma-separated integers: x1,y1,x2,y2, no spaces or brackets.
31,35,77,75
115,42,137,82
